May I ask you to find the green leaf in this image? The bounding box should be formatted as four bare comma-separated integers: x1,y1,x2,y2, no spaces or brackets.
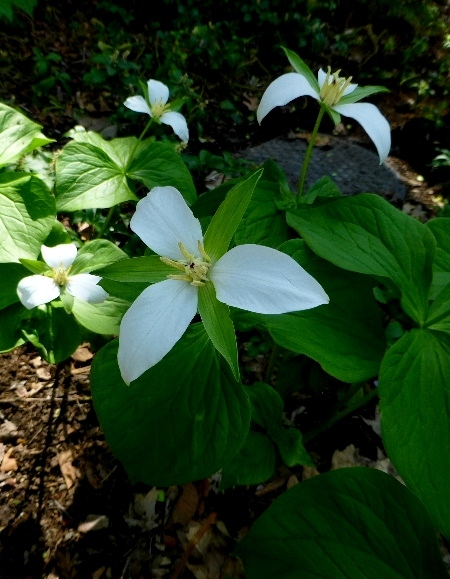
379,329,450,538
90,324,250,486
426,217,450,299
128,140,196,205
338,85,389,105
234,161,291,248
0,263,29,308
203,169,263,261
72,296,128,335
221,431,275,489
281,47,319,93
287,194,435,324
245,382,313,467
98,279,149,302
0,303,26,352
248,240,385,382
55,139,138,211
301,176,341,204
198,281,239,380
0,173,56,262
236,468,448,579
70,239,128,274
44,220,72,246
94,256,174,283
424,281,450,332
0,102,53,167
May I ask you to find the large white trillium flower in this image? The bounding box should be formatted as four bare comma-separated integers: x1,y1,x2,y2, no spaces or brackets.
17,244,108,309
118,186,329,384
257,65,391,164
124,79,189,143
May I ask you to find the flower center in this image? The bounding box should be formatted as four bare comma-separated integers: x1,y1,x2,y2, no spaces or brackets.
52,265,70,286
160,241,212,287
151,100,171,120
319,67,353,107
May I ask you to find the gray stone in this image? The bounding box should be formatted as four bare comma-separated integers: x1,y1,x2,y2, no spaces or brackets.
240,136,406,200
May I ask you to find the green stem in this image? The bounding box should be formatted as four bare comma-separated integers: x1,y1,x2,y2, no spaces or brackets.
264,343,282,384
297,106,325,201
302,387,379,443
46,303,55,365
96,206,117,239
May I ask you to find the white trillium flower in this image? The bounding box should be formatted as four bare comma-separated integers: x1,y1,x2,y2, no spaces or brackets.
17,244,108,310
257,66,391,164
124,79,189,143
118,186,329,384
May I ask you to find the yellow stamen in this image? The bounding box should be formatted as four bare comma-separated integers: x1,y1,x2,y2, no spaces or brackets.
319,66,353,107
151,101,171,120
162,241,212,287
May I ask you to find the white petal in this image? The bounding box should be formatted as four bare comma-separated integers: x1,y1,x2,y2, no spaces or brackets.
124,95,152,115
118,279,198,384
66,274,108,303
41,244,77,269
343,82,358,96
210,245,329,314
160,111,189,142
333,102,391,163
131,186,203,260
257,73,319,123
148,79,169,107
17,275,60,309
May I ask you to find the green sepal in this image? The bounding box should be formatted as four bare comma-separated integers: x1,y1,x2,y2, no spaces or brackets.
281,47,319,93
19,258,51,275
198,281,239,381
203,169,263,261
94,255,174,283
59,291,74,314
338,85,389,105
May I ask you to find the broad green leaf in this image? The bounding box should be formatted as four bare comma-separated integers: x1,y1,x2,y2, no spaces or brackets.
424,281,450,332
234,161,291,248
72,296,128,335
94,256,174,283
247,240,385,382
426,217,450,298
338,85,389,105
236,468,448,579
0,263,29,309
287,194,435,323
0,102,53,167
221,431,275,489
282,47,319,92
71,239,128,274
91,325,250,486
50,306,82,363
0,173,55,262
0,303,26,352
128,140,196,205
55,139,138,210
43,220,72,246
98,279,149,302
198,281,239,380
379,329,450,538
203,169,263,261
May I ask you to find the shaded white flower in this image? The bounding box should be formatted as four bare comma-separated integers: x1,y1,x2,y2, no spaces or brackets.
118,186,329,384
257,66,391,163
17,244,108,309
124,79,189,142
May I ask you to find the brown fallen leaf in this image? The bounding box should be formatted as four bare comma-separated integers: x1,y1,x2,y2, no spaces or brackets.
296,132,331,147
78,514,109,533
71,345,94,363
57,449,80,489
171,483,200,526
0,447,18,472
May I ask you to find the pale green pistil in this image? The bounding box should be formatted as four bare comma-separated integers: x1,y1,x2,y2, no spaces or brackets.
151,101,171,120
48,265,71,286
161,241,212,287
319,67,353,107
